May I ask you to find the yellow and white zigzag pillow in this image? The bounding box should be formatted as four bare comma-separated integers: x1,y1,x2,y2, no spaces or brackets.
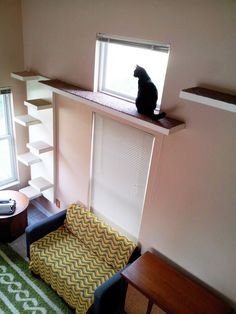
64,204,137,271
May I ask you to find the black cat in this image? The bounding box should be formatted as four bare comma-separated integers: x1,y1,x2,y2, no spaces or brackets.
133,65,166,120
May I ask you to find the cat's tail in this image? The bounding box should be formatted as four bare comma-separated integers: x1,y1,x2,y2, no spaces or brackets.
152,111,166,120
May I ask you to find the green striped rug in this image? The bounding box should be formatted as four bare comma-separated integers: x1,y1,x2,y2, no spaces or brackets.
0,243,74,314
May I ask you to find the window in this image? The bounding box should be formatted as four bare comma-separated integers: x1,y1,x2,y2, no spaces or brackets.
90,114,154,239
0,88,17,188
95,33,170,108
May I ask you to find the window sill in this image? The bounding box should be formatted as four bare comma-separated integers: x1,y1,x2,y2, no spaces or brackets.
180,87,236,113
40,79,185,135
0,180,20,191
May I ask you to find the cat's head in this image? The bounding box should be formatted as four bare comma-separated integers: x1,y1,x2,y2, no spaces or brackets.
133,65,148,78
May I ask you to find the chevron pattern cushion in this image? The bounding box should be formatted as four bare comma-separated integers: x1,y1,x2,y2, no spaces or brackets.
29,225,116,314
64,204,137,271
29,204,137,314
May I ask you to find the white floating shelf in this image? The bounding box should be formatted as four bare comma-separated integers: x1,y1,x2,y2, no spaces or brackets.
14,114,41,127
26,141,53,154
40,79,185,135
11,71,40,81
17,152,41,166
24,98,52,110
180,87,236,113
19,186,42,200
29,177,53,192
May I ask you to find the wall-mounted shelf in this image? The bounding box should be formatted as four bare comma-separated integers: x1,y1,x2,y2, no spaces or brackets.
14,114,41,126
26,141,53,154
19,186,42,200
40,79,185,135
17,152,41,166
11,70,55,204
180,87,236,113
24,99,52,110
29,177,53,192
11,71,40,81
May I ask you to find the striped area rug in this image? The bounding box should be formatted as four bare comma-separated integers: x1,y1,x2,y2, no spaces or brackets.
0,243,74,314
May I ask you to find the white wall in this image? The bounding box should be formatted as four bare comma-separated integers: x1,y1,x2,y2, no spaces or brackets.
21,0,236,306
0,0,29,188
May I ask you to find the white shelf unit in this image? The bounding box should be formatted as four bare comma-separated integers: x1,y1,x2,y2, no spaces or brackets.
12,71,55,202
17,152,41,166
24,98,52,110
29,177,53,192
11,71,41,81
27,141,53,154
19,186,42,201
14,114,41,126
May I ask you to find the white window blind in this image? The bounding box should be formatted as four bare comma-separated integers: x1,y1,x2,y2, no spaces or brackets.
90,114,154,239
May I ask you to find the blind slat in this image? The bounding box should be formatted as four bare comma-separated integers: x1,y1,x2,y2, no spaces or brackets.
97,33,169,53
0,88,11,95
91,114,154,238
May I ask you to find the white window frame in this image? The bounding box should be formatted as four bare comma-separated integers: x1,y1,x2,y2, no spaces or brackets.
95,33,170,107
0,88,17,188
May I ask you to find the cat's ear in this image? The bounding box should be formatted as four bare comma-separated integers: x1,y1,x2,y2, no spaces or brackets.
134,65,139,77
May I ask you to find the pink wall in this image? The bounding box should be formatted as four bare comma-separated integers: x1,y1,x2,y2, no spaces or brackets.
141,106,236,302
0,0,29,188
21,0,236,306
55,94,93,208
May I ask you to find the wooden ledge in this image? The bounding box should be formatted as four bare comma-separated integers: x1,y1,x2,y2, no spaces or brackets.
180,87,236,113
40,79,185,135
11,71,41,81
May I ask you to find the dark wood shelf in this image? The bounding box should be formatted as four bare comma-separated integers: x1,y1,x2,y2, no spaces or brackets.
40,79,185,135
11,71,40,81
180,87,236,112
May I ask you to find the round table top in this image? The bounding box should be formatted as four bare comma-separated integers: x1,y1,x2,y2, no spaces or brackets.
0,190,29,219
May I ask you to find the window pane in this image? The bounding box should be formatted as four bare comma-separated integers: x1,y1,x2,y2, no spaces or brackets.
99,40,169,107
0,96,7,136
0,91,17,187
0,138,13,183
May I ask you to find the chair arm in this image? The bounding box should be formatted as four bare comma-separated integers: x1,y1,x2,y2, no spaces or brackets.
89,270,127,314
26,209,67,259
89,247,141,314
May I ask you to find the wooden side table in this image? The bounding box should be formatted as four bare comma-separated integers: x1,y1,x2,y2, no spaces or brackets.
121,251,231,314
0,190,29,242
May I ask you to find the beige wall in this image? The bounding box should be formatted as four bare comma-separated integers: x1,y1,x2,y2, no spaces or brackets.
55,94,93,208
21,0,236,306
0,0,29,188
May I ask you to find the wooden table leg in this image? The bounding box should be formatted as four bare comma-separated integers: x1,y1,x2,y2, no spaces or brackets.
147,300,153,314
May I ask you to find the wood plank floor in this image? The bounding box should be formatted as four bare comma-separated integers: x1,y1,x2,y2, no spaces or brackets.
9,201,48,260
